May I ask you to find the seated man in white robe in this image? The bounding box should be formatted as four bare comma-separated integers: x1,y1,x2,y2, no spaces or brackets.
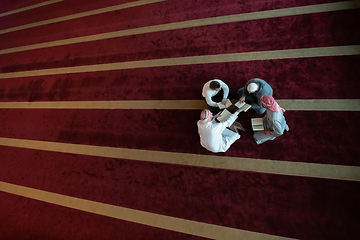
253,95,289,145
202,79,233,114
197,108,243,153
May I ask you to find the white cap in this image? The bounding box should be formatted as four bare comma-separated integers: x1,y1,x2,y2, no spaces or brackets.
247,83,258,93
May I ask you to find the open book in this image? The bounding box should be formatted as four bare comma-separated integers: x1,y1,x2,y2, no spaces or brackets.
234,101,251,112
216,99,232,109
251,118,264,131
216,109,238,127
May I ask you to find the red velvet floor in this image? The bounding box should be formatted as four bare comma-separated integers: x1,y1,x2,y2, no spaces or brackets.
2,10,359,72
0,109,359,165
1,145,359,239
1,56,360,102
0,0,359,239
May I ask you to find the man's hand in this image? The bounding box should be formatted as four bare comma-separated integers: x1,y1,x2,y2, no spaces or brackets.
264,129,271,135
214,111,222,118
236,107,244,113
239,96,245,103
221,98,227,105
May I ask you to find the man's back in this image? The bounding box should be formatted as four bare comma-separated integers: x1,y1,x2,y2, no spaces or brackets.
197,120,223,153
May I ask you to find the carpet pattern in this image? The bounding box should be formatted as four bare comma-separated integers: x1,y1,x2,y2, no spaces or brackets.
0,0,359,239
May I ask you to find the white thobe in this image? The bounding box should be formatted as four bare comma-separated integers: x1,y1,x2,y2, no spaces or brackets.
197,112,240,153
202,79,230,107
253,109,289,144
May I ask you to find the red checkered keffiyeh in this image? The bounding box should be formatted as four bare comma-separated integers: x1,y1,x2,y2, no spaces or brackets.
200,109,212,123
261,95,285,112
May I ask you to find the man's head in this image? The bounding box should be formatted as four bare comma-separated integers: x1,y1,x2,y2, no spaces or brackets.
200,109,213,122
209,81,221,91
261,95,275,109
247,83,259,93
261,95,285,112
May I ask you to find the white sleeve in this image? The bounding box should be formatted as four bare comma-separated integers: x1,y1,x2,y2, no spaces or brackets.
218,80,229,99
218,111,240,131
205,94,218,107
202,80,218,107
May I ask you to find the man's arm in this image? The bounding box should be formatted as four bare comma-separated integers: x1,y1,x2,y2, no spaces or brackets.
205,93,218,107
202,80,218,107
264,120,284,137
220,108,243,127
239,96,246,103
256,80,273,103
250,102,262,109
219,80,230,99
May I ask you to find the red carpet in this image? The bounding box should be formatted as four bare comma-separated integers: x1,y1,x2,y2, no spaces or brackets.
1,56,360,102
0,0,342,48
1,146,359,240
0,0,359,239
0,192,207,240
0,109,359,165
2,10,360,72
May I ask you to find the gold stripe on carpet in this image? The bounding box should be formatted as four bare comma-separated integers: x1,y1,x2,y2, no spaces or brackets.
0,181,294,240
1,45,359,79
0,0,166,35
0,99,360,111
1,1,359,53
0,0,64,18
0,137,359,182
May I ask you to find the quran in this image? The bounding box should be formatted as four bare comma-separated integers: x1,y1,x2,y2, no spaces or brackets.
216,99,232,109
234,101,251,112
251,118,264,131
216,109,238,127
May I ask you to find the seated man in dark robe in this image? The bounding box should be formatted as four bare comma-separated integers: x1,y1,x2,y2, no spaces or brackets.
237,78,273,114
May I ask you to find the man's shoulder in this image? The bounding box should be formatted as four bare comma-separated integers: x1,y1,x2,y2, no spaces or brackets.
203,79,220,88
249,78,267,84
254,79,272,91
202,80,211,92
211,79,226,84
198,122,216,132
